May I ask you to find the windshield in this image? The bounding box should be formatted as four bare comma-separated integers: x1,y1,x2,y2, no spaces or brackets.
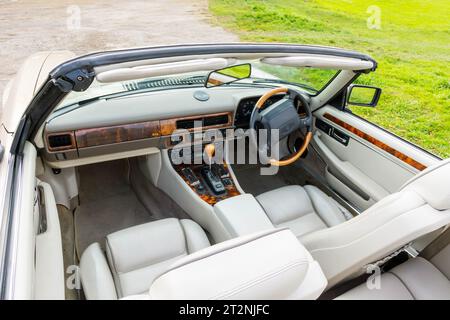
57,60,338,109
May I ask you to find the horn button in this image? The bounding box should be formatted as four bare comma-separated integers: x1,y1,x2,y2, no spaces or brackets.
260,99,301,140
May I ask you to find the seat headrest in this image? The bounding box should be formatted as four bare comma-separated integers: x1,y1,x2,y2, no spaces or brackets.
401,159,450,210
148,228,326,300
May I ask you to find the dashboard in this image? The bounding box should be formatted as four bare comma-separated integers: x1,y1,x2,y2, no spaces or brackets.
42,86,309,167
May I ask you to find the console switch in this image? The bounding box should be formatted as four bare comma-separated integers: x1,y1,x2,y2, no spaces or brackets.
213,164,230,179
182,168,200,186
222,178,233,186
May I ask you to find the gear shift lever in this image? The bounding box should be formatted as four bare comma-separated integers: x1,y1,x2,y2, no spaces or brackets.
202,143,225,194
204,143,215,164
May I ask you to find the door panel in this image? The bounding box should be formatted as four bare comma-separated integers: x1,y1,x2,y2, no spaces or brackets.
34,181,65,299
312,106,440,211
314,133,389,197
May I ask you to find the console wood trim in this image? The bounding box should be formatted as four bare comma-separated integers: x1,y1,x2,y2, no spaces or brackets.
173,162,240,205
323,113,427,171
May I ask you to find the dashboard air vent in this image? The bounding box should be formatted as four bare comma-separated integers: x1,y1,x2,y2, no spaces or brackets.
48,134,74,150
203,114,229,127
176,114,229,130
176,117,203,130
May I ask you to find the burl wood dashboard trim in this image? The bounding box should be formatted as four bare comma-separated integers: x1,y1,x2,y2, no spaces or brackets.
160,112,234,136
46,111,234,152
75,120,161,148
323,113,427,171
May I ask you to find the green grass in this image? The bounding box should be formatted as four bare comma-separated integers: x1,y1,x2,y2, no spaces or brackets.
217,64,251,78
209,0,450,157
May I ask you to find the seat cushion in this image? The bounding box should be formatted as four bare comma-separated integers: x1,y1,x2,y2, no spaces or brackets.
256,185,351,239
148,228,326,300
336,257,450,300
81,218,210,299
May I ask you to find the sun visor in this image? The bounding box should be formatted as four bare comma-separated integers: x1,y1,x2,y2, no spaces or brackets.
261,55,374,71
96,58,235,83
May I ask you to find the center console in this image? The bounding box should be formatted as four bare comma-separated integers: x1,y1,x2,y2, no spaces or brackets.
168,143,276,238
168,145,240,205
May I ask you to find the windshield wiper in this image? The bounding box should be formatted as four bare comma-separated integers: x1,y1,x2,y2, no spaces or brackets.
250,78,318,93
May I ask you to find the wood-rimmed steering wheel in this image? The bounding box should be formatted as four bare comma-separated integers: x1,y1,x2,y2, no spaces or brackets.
249,87,313,167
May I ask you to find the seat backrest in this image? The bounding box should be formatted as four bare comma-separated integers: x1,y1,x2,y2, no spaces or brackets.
400,158,450,210
105,218,210,298
300,159,450,289
80,218,210,299
143,228,327,300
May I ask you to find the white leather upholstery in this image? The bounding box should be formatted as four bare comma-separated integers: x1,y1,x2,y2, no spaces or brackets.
401,158,450,210
336,257,450,300
255,159,450,289
214,194,274,237
80,243,118,300
81,220,328,300
148,228,327,300
301,159,450,288
256,185,350,239
80,218,210,299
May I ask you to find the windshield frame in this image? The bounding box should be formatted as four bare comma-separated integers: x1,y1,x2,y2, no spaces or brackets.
15,43,377,154
57,64,340,110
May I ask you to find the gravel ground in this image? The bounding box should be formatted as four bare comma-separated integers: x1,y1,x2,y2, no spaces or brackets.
0,0,238,106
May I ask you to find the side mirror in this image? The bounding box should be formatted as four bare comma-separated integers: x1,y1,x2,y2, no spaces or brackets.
347,85,382,107
205,64,251,88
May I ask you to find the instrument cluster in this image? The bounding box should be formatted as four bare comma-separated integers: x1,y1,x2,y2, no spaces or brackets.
234,95,283,128
234,94,306,128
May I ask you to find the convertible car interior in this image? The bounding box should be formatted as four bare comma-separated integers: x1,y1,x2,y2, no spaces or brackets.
1,44,449,300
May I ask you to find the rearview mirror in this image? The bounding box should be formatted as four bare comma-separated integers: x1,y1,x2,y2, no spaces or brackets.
205,64,251,88
347,85,382,107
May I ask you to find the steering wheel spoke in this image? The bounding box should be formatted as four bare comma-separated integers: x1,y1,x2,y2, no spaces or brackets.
299,115,313,130
252,110,263,123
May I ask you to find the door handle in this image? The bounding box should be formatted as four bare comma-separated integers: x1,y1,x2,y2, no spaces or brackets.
332,129,349,145
316,119,349,146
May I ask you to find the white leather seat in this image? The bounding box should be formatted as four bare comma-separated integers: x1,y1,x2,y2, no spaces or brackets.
80,220,329,300
300,159,450,288
336,256,450,300
256,160,450,290
79,218,210,299
145,228,327,300
256,185,351,240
